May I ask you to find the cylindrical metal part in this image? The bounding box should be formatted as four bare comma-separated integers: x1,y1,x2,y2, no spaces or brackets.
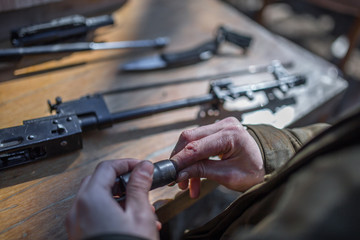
114,159,178,199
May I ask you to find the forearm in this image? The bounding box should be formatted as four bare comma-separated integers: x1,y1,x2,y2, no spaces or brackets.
246,123,330,174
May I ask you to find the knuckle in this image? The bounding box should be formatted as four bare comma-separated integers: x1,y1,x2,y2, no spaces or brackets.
133,210,155,225
129,173,152,191
221,117,245,132
95,160,112,172
75,194,90,211
80,175,91,185
128,181,147,193
195,161,206,177
220,126,246,153
180,129,193,142
185,141,200,154
224,124,242,132
136,171,153,185
174,141,200,168
224,124,245,137
218,131,236,153
222,116,239,125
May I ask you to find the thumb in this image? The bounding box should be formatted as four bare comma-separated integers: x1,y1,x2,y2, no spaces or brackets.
126,161,154,209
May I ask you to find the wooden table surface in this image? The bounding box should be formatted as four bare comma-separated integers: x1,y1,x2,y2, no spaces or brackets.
0,0,347,239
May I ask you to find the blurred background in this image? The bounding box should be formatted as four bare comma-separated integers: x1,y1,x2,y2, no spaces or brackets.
223,0,360,120
1,0,358,119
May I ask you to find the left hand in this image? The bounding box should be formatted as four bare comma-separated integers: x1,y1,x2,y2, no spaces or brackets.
170,117,264,198
66,159,160,240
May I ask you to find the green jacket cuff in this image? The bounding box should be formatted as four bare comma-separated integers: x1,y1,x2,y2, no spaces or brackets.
246,123,329,174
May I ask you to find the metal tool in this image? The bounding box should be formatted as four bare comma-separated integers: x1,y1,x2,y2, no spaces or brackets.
113,159,178,201
0,37,169,57
120,26,252,71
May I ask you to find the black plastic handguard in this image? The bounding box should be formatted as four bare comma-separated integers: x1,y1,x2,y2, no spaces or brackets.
159,25,252,68
217,26,252,50
11,14,114,46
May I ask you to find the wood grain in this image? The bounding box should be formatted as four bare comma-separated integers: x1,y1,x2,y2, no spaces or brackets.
0,0,347,239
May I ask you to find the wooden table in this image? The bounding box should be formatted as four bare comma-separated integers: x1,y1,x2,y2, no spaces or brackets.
0,0,347,239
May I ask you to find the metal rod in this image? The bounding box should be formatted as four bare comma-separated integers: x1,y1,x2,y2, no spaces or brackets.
0,37,169,57
110,94,216,124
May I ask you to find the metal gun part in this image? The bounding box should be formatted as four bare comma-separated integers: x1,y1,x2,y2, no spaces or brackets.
0,62,306,170
11,14,114,46
0,37,170,58
113,159,178,201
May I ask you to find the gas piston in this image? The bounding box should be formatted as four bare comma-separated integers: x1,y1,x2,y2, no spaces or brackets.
113,159,178,200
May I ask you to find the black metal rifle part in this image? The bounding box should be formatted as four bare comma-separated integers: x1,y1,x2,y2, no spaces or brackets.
101,61,293,95
11,14,114,46
113,159,178,201
120,26,252,71
0,37,169,58
0,62,306,170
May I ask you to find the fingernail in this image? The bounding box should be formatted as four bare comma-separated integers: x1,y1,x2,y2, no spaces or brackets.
168,181,176,187
140,161,154,177
177,171,189,182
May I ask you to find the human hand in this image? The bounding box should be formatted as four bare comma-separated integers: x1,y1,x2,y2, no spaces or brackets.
66,159,160,240
171,117,264,198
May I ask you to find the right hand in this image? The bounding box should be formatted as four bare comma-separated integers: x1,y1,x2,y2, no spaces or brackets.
66,159,159,240
170,117,265,198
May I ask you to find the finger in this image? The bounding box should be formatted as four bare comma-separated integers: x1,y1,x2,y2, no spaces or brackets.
89,159,142,191
126,161,154,210
189,178,201,199
178,179,189,190
178,159,234,183
150,205,162,230
77,175,91,196
170,118,234,157
172,131,231,170
69,175,91,213
66,175,91,238
156,221,162,231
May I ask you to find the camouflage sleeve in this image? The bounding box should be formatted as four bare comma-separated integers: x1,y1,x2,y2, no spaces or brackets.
245,123,330,174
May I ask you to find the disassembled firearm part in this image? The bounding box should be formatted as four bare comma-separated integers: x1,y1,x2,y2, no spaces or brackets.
11,14,114,46
0,62,306,170
113,159,178,201
120,25,252,71
0,37,169,57
100,61,293,95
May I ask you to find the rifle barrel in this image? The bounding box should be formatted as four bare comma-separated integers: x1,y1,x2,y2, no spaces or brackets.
110,94,216,124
